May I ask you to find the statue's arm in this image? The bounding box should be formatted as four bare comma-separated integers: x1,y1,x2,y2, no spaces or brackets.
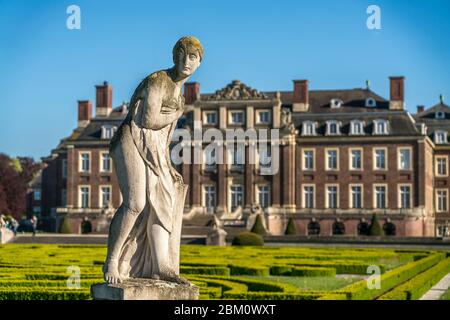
141,83,184,130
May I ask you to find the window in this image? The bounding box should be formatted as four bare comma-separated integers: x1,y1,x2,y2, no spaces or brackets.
34,189,41,201
398,147,412,170
302,185,315,209
230,185,244,211
350,121,365,135
326,149,339,170
350,185,363,209
228,145,244,170
326,185,339,209
79,186,90,208
204,111,217,125
33,206,41,214
101,125,116,139
302,149,315,170
436,189,448,212
373,120,388,135
436,111,445,119
330,99,343,108
79,152,90,173
229,111,244,125
100,186,111,208
62,159,67,178
365,98,377,107
203,185,216,213
326,121,341,135
374,148,387,170
302,121,316,136
100,152,112,172
256,110,271,124
204,148,217,170
258,146,271,169
399,185,411,209
435,131,448,144
436,156,448,177
374,185,387,209
257,185,270,208
349,148,362,170
61,189,67,207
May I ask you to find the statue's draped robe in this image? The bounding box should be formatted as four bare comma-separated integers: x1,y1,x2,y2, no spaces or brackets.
111,73,188,279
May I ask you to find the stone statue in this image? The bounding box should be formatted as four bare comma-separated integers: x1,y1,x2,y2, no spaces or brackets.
103,36,204,285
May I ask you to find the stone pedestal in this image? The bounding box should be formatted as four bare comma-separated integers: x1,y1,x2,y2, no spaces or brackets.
91,278,199,300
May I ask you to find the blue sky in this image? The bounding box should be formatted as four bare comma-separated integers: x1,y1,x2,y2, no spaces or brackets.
0,0,449,160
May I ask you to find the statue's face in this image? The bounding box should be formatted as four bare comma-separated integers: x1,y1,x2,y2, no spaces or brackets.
176,48,201,77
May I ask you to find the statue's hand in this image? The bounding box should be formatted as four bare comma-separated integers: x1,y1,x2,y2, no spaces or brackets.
170,167,183,185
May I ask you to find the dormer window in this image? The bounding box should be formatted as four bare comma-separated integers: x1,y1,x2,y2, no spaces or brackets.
350,120,365,135
101,125,117,139
330,99,343,109
229,110,244,125
418,123,427,135
365,98,377,107
302,121,317,136
436,111,446,119
326,120,341,135
373,119,389,135
435,131,448,144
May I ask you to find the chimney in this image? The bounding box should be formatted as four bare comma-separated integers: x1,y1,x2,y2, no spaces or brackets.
78,100,92,127
389,76,405,110
184,82,200,104
417,105,425,114
292,80,309,112
95,81,112,117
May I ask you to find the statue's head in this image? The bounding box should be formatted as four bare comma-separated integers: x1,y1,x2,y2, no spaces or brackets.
172,36,203,78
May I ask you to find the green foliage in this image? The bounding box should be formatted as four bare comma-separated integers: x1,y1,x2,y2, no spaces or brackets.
232,232,264,246
291,267,336,277
230,265,270,277
180,266,230,276
270,265,293,276
250,215,267,235
379,257,450,300
368,214,384,236
58,216,72,234
284,217,298,235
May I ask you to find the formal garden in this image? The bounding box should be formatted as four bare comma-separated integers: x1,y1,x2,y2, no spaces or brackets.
0,244,449,300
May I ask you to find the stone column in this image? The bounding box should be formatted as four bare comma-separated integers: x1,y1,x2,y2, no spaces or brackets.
181,145,191,208
217,143,227,212
191,143,202,207
245,144,255,207
282,135,296,210
66,145,75,208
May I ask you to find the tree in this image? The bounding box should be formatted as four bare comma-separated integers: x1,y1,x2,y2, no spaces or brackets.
368,214,384,236
284,217,298,235
250,214,267,235
17,157,42,185
0,153,27,219
59,216,72,233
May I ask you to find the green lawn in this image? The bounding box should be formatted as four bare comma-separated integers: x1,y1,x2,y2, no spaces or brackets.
440,289,450,300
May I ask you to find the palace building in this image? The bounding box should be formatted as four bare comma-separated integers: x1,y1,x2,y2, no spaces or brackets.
39,77,449,237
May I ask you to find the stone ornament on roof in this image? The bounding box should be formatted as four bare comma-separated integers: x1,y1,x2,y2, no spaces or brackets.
207,80,268,101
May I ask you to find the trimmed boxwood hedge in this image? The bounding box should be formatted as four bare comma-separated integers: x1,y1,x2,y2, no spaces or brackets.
270,265,293,276
230,265,270,277
180,266,230,276
232,232,264,246
291,267,336,277
378,257,450,300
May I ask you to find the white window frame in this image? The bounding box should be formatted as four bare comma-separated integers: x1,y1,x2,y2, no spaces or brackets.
229,184,244,211
78,185,90,208
349,120,365,135
436,156,449,177
99,185,112,208
325,184,339,209
256,145,271,170
349,148,363,171
435,131,448,144
373,184,388,209
33,189,41,201
79,151,91,173
325,148,339,171
302,148,315,171
436,189,449,213
255,109,271,125
228,110,245,125
398,184,412,209
255,184,270,208
373,119,389,135
398,147,412,170
302,184,315,209
202,184,217,213
100,151,112,173
326,120,341,136
62,159,68,178
349,184,363,209
330,99,343,109
203,147,217,170
365,98,377,107
436,111,445,119
302,121,317,136
101,125,117,139
227,144,245,170
373,147,388,170
203,110,218,125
